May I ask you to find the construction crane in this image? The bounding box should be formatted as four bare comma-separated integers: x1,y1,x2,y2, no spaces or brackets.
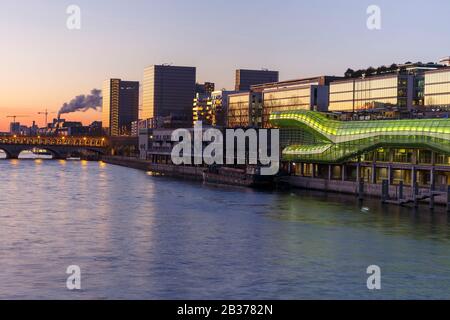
37,109,56,127
6,115,29,123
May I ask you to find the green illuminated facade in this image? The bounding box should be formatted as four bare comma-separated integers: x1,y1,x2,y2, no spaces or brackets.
270,110,450,164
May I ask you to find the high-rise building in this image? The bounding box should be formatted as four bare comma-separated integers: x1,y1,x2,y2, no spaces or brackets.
142,65,196,128
192,93,213,125
102,79,139,136
195,82,215,96
235,69,279,91
211,90,237,127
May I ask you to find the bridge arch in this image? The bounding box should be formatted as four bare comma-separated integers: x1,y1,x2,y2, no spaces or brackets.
0,148,10,159
17,148,62,159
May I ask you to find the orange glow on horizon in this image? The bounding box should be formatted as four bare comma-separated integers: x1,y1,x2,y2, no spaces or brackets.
0,108,101,132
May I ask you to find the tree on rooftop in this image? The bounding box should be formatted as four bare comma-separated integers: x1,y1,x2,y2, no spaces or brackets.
344,68,355,78
377,65,388,75
365,67,376,77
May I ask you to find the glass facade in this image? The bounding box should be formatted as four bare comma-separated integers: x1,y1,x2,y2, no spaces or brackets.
192,94,213,125
329,81,354,111
235,69,279,91
102,79,139,136
228,93,251,128
102,79,120,136
142,66,156,120
329,75,409,112
142,65,196,125
424,69,450,107
210,91,235,127
263,86,314,127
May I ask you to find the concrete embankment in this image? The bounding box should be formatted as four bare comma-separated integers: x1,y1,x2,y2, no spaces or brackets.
282,176,449,206
101,156,204,181
101,156,270,187
102,156,447,207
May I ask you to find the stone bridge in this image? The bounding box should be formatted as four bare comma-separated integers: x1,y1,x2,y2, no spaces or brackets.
0,136,107,159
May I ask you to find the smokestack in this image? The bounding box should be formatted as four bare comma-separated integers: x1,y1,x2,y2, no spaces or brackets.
58,89,102,117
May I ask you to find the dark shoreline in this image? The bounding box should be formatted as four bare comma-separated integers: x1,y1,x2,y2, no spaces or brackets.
101,156,450,208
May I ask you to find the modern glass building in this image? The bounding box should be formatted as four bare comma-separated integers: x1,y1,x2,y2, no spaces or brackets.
329,74,413,112
270,110,450,188
424,69,450,109
142,65,196,127
211,90,236,127
227,92,252,128
192,93,213,125
235,69,279,91
227,92,263,128
102,79,139,136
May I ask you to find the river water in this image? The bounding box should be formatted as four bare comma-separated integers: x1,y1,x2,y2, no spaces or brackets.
1,159,450,299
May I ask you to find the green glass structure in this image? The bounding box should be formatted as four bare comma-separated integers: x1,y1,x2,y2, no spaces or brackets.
269,110,450,164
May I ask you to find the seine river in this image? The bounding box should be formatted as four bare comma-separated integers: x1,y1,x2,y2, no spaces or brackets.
1,159,450,299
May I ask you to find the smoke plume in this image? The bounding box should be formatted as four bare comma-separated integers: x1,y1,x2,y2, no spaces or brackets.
58,89,102,116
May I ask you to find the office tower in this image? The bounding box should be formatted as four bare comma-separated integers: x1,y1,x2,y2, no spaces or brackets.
192,82,217,126
195,82,215,96
235,69,279,91
142,65,196,128
102,79,139,136
211,90,236,127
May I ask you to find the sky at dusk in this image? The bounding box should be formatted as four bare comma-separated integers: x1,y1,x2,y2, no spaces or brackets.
1,0,450,131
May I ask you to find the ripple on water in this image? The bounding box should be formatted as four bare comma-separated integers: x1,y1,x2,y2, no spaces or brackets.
1,160,450,299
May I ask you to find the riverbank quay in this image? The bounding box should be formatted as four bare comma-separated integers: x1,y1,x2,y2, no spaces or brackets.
279,175,450,207
101,156,204,181
102,156,450,208
101,156,273,187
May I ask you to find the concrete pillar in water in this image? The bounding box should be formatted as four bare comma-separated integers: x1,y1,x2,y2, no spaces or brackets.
388,165,393,185
371,163,377,184
411,166,417,189
429,167,436,210
399,181,404,200
381,179,389,202
430,167,435,189
356,163,361,183
447,186,450,213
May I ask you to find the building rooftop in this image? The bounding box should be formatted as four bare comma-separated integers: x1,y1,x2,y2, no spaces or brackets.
250,76,342,91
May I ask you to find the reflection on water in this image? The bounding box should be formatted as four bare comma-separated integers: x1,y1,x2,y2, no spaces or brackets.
0,160,450,299
0,150,53,160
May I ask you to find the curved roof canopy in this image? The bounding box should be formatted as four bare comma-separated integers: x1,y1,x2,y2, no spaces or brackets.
270,110,450,163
